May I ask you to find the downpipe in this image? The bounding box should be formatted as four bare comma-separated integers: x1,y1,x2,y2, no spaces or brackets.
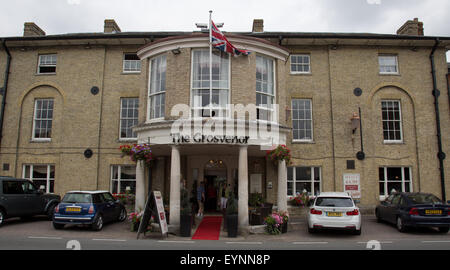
0,39,11,147
429,38,446,202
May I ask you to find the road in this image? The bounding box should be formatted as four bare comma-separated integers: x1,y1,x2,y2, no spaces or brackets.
0,216,449,250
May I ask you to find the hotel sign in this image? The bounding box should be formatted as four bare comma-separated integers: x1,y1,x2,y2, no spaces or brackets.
171,133,250,144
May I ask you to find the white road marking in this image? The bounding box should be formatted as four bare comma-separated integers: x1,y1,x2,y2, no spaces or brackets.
225,242,263,245
357,241,393,244
292,241,328,245
92,238,127,242
28,236,63,240
421,240,450,243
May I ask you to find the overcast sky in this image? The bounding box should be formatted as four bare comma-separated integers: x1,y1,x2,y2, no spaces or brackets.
0,0,449,58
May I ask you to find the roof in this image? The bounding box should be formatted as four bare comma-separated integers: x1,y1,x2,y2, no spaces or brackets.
1,31,450,49
65,190,110,194
316,192,352,198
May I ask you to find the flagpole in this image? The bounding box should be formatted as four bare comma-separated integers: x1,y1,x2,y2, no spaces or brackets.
209,10,213,117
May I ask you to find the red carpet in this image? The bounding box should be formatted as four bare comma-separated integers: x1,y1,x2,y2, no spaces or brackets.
192,216,223,240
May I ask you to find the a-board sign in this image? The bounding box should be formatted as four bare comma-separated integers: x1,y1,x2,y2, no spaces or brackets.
137,190,168,239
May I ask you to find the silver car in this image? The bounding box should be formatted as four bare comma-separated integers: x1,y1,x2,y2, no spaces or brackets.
307,192,362,235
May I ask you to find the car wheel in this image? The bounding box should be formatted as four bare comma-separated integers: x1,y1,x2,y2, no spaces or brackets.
438,227,449,233
118,208,127,222
0,209,5,227
354,227,362,235
92,215,104,231
375,210,382,223
308,226,315,234
396,216,407,233
53,222,65,230
46,204,57,220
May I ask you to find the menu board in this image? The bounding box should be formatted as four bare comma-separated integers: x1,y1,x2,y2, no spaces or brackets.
343,173,361,199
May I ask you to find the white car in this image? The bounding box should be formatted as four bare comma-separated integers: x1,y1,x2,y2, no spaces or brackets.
307,192,362,235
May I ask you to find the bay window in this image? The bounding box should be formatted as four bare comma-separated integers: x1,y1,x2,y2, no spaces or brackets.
191,49,229,118
256,55,275,121
149,55,166,120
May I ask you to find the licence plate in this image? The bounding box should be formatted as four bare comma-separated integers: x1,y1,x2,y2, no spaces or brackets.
66,207,81,212
425,209,442,215
327,212,343,217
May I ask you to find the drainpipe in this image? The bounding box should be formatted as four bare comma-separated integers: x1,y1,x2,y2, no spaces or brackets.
0,39,11,147
429,38,446,202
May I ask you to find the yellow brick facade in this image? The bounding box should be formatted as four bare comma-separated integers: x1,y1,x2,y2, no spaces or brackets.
0,23,449,212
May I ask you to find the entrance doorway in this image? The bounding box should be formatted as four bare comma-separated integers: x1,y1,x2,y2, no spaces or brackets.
203,160,227,213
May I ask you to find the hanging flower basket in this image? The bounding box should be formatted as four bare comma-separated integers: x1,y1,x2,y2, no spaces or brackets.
119,144,153,166
266,145,291,165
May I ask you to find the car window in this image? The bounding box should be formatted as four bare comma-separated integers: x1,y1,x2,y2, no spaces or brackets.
22,181,37,194
315,197,354,207
101,192,115,202
92,194,103,204
62,193,92,203
391,194,401,205
3,181,25,194
385,194,395,204
407,194,442,204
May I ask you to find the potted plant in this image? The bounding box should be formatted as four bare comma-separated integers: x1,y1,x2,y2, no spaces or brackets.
264,212,283,235
226,192,238,237
129,211,142,232
280,211,289,233
266,144,291,166
180,187,192,237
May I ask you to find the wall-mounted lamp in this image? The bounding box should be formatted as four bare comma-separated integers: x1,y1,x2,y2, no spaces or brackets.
171,47,181,55
350,112,360,134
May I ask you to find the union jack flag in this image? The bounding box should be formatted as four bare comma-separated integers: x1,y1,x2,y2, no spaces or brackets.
211,21,250,56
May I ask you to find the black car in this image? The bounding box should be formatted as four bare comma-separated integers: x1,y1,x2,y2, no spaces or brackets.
53,191,127,231
0,176,61,226
375,192,450,233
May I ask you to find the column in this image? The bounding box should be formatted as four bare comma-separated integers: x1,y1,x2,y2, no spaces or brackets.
169,145,181,226
277,160,288,212
238,146,249,227
135,160,146,212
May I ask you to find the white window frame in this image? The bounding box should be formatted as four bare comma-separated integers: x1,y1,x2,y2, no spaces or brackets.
291,99,313,142
111,165,137,195
119,98,139,140
147,54,166,121
381,100,403,143
379,167,412,200
287,166,321,198
22,164,55,194
256,55,276,122
290,54,311,74
37,54,57,74
378,55,399,75
190,49,231,119
32,98,54,141
123,53,141,73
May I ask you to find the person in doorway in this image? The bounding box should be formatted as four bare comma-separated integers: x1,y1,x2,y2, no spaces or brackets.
207,181,217,212
197,181,205,217
219,182,228,211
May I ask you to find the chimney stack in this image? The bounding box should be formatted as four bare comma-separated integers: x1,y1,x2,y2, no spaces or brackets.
104,19,121,33
397,18,424,36
23,22,46,37
252,19,264,33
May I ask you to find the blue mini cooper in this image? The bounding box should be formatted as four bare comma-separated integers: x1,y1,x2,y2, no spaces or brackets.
53,191,127,231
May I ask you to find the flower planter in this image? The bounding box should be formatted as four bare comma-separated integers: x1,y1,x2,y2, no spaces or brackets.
226,214,238,237
180,214,192,237
281,221,288,233
131,221,140,232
